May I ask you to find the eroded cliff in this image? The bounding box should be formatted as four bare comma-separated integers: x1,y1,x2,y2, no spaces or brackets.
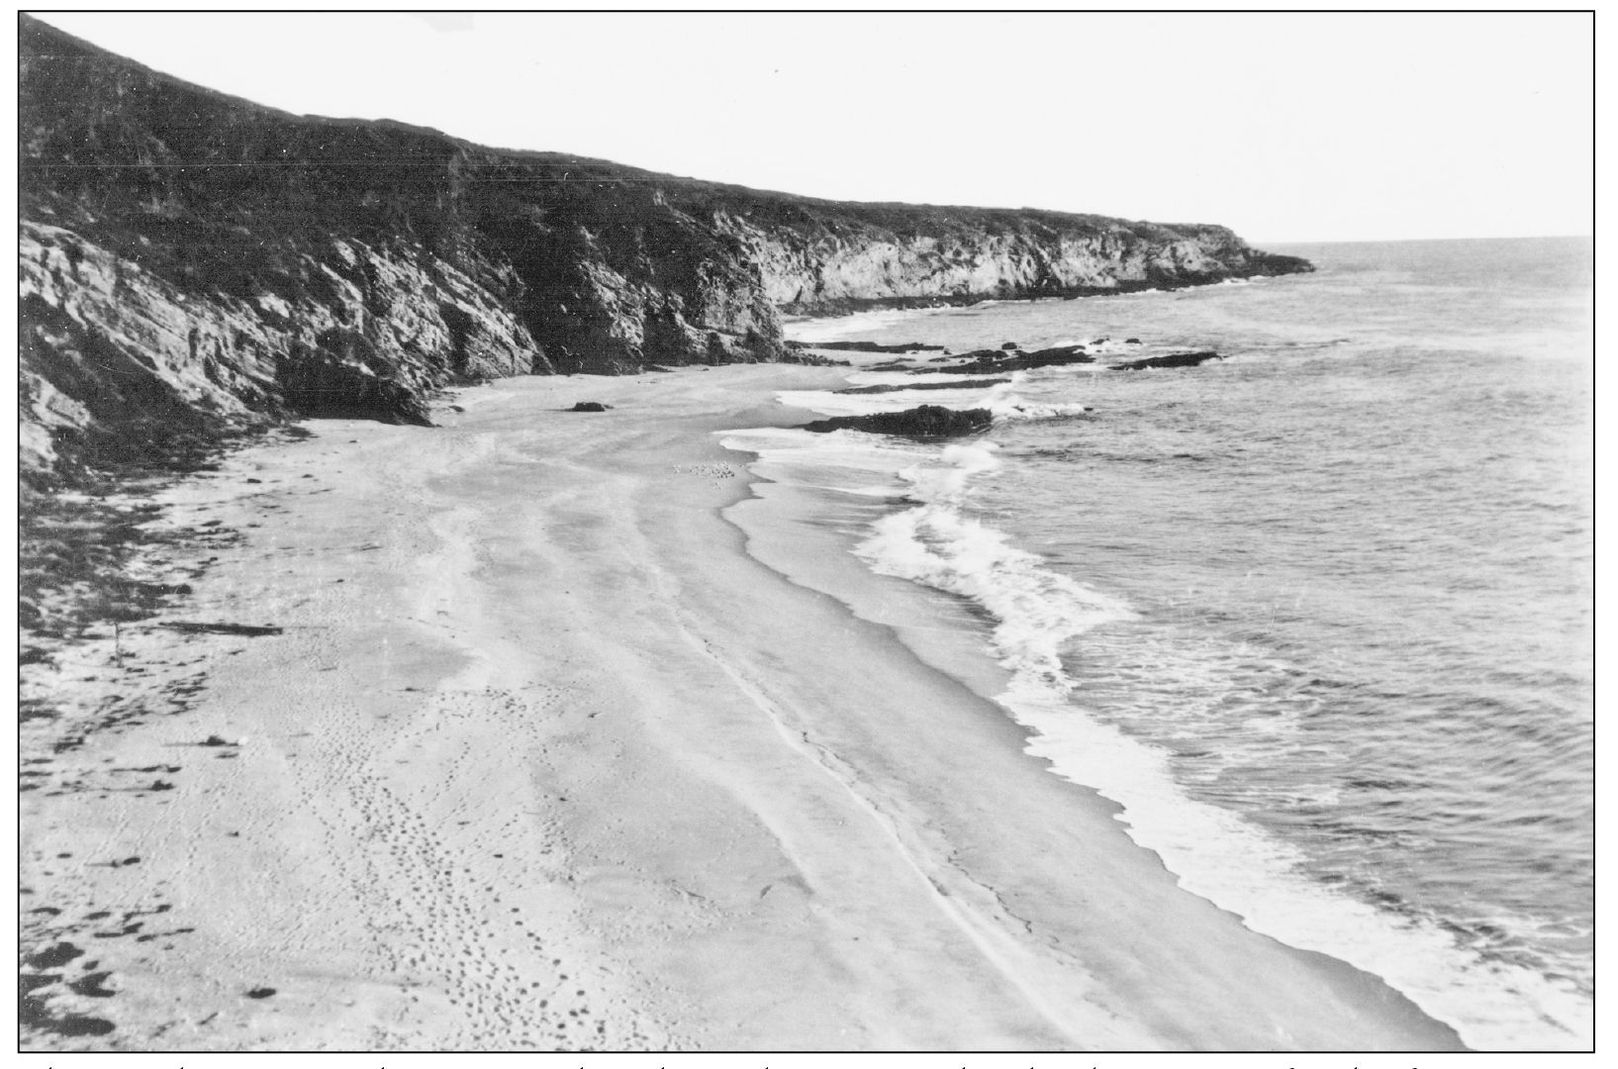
715,206,1308,314
18,15,1310,485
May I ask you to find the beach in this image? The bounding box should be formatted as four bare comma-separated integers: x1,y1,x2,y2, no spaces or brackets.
19,362,1467,1052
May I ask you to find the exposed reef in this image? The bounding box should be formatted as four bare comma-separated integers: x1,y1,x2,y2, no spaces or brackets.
1108,351,1223,371
918,344,1100,376
836,378,1014,395
785,340,948,354
800,405,995,439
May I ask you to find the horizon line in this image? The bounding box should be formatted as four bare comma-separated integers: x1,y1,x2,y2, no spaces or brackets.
1256,233,1592,247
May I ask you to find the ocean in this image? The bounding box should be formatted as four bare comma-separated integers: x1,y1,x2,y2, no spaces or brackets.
719,236,1593,1051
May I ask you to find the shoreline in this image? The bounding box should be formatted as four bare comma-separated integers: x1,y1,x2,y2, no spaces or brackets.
744,335,1590,1049
20,363,1464,1051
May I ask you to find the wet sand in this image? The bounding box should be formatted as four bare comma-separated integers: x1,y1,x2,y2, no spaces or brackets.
18,364,1465,1051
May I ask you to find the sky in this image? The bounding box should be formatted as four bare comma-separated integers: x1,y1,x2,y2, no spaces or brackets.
28,10,1594,244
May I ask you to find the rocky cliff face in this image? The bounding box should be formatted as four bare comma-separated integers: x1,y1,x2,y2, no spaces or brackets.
18,15,1310,485
716,208,1307,315
18,219,543,481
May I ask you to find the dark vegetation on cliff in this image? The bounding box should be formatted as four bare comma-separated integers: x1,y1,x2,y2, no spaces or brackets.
18,14,1312,489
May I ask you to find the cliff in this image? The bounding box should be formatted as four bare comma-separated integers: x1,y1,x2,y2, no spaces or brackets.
18,14,1311,485
715,204,1307,315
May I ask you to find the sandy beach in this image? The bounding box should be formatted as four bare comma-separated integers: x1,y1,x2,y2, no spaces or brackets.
19,363,1467,1052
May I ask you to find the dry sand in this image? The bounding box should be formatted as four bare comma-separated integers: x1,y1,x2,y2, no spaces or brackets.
17,364,1466,1051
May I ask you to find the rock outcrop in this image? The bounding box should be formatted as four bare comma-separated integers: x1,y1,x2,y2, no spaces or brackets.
922,344,1099,376
836,378,1013,395
18,219,534,480
801,405,995,439
1108,351,1223,371
786,340,948,354
18,14,1311,484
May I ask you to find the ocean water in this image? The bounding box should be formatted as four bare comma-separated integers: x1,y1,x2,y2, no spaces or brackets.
720,237,1593,1051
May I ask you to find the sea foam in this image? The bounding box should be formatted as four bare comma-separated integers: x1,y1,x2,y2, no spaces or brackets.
780,375,1092,426
839,433,1592,1053
726,292,1592,1048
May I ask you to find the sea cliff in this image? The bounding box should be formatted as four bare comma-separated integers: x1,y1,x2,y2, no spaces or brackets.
18,14,1311,485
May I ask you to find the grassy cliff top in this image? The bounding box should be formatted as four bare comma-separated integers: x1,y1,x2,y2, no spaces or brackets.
19,13,1281,257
